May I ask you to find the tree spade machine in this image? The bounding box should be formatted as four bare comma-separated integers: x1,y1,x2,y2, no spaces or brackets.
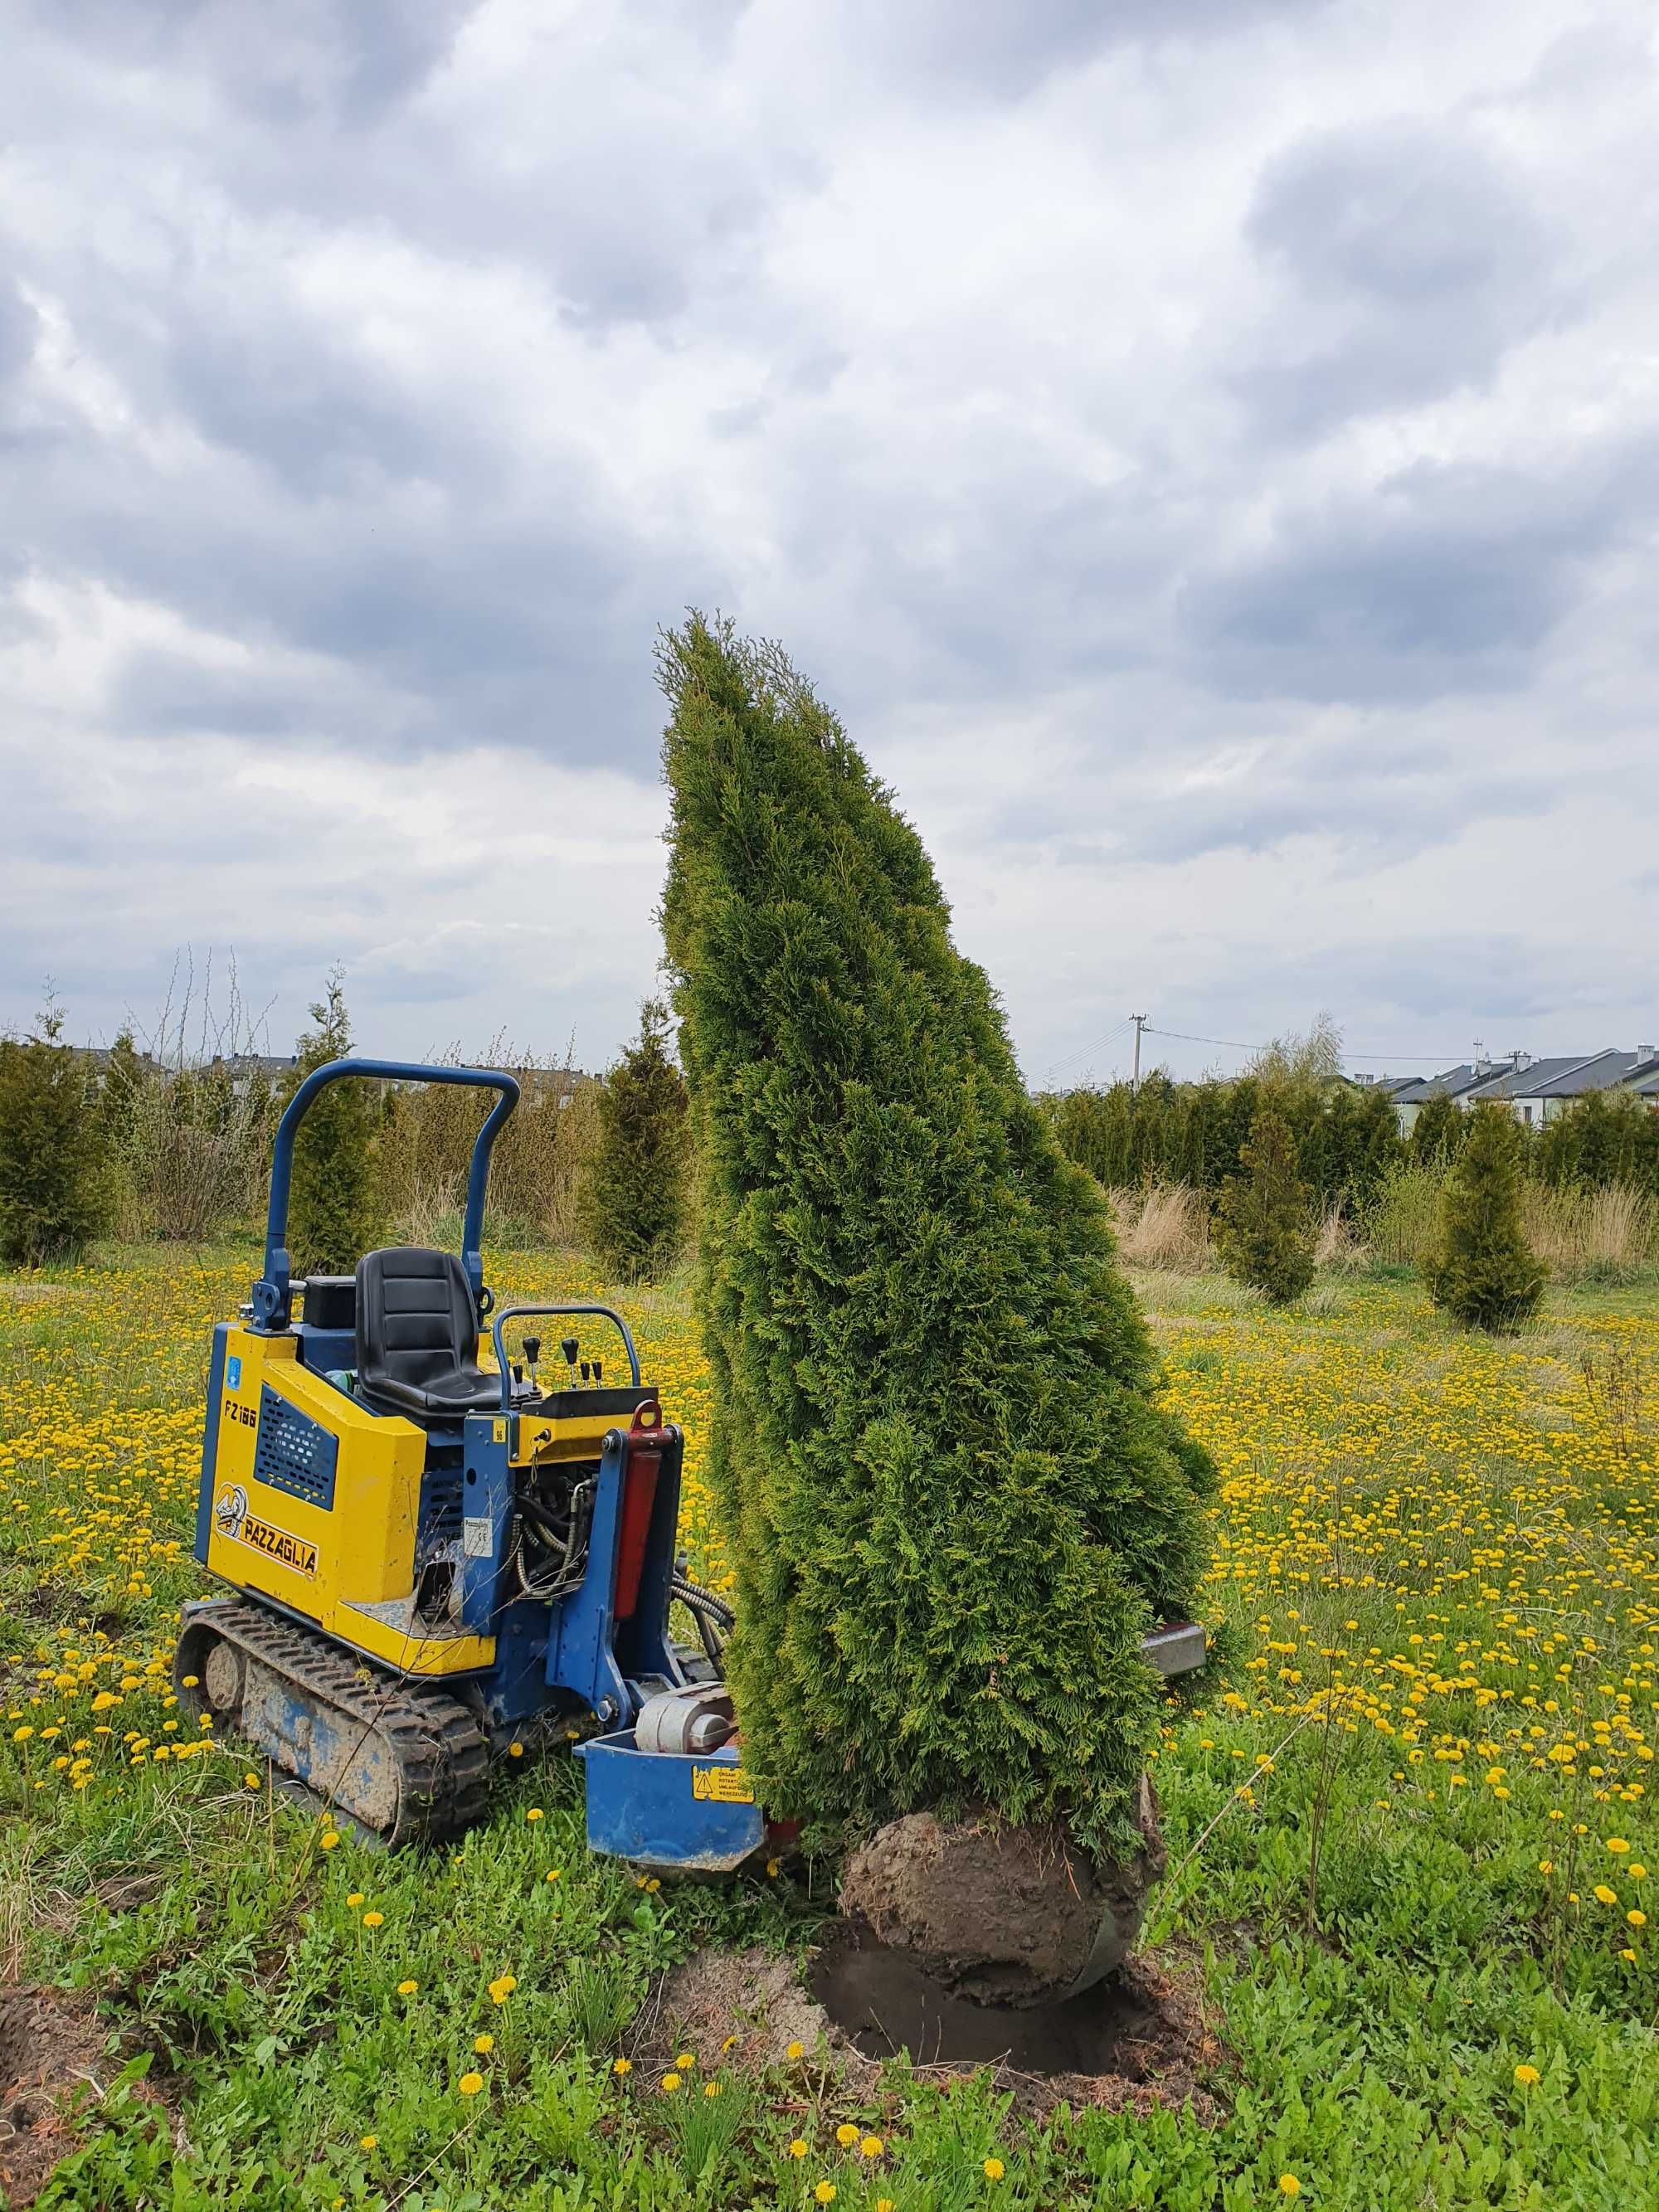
176,1057,757,1869
177,1057,1205,1876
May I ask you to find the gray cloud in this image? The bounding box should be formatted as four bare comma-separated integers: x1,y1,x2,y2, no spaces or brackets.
1233,120,1563,435
1,0,1655,1072
1180,445,1652,705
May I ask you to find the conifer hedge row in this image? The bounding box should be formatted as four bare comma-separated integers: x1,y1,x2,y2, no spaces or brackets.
658,616,1214,1860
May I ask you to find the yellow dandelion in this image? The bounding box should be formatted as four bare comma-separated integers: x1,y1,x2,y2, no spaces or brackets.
457,2071,484,2097
612,2057,632,2075
659,2072,682,2093
1514,2063,1540,2087
474,2033,494,2054
835,2123,859,2147
397,1979,417,1996
1278,2180,1301,2200
786,2039,805,2061
860,2134,884,2158
675,2050,695,2070
787,2138,808,2160
359,2134,377,2151
815,2185,836,2206
984,2157,1005,2180
362,1911,384,1929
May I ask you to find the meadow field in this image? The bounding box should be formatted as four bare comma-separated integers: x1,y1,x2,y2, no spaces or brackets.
0,1245,1655,2210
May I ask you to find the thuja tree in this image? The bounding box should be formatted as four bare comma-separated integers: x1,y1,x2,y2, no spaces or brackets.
0,1001,111,1264
285,970,381,1276
579,997,690,1281
1425,1101,1544,1331
658,616,1214,1860
1214,1104,1316,1305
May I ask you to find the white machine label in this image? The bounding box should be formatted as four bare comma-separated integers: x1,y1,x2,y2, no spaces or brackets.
462,1516,494,1558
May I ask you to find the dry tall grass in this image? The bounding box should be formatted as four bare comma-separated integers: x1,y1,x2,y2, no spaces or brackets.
1520,1179,1656,1283
1107,1182,1213,1272
377,1042,608,1248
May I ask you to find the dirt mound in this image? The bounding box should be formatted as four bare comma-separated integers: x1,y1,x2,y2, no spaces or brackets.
0,1986,129,2208
645,1945,836,2071
640,1937,1221,2123
839,1782,1165,2006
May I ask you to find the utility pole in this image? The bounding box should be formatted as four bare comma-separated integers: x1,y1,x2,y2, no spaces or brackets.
1130,1014,1146,1094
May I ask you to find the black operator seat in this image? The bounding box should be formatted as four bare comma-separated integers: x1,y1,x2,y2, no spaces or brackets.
354,1247,500,1422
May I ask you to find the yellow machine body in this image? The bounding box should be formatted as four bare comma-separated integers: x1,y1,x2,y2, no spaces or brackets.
202,1325,495,1675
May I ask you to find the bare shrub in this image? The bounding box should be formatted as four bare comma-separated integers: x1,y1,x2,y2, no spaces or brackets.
111,953,280,1242
1108,1182,1212,1272
1360,1160,1444,1270
1579,1344,1646,1461
1520,1179,1656,1284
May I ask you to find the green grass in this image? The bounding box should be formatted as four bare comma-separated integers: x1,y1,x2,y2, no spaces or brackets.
0,1242,1656,2210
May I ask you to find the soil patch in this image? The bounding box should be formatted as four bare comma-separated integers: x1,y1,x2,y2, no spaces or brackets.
639,1937,1222,2122
0,1984,154,2208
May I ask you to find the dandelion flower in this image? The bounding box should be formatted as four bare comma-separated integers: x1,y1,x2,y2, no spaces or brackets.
836,2123,859,2147
525,1807,543,1822
359,2134,377,2151
984,2157,1005,2180
457,2071,484,2097
346,1893,364,1908
1514,2064,1540,2087
546,1869,562,1883
1607,1838,1631,1854
244,1772,261,1788
787,2139,808,2160
1593,1885,1618,1906
659,2072,682,2093
474,2033,494,2054
397,1979,418,1996
860,2135,884,2158
612,2057,632,2075
1278,2180,1301,2200
1629,1909,1647,1928
815,2185,836,2206
703,2080,722,2098
786,2040,805,2061
362,1911,384,1928
675,2050,695,2070
319,1831,340,1850
508,1741,523,1758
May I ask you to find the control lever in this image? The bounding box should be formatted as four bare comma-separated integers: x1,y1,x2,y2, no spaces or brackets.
592,1358,603,1385
561,1334,579,1388
523,1334,542,1390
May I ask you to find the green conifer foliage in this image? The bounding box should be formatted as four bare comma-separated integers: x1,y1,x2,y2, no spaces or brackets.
1214,1105,1316,1305
1408,1092,1465,1169
1424,1101,1545,1331
579,998,690,1281
0,1001,112,1263
285,971,381,1276
657,616,1214,1860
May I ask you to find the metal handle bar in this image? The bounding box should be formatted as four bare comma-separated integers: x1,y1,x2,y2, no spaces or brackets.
490,1303,643,1411
252,1057,521,1331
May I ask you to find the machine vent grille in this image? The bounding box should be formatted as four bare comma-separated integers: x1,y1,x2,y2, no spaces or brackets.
418,1466,464,1554
254,1385,338,1511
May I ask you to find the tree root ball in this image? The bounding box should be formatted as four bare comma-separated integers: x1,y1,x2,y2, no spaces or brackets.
839,1777,1166,2008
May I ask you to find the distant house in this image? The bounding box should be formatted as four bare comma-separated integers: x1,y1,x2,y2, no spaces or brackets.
1388,1064,1491,1134
1507,1048,1657,1128
1389,1046,1659,1135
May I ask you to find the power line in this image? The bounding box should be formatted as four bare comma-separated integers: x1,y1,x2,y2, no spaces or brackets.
1043,1016,1134,1086
1143,1025,1464,1063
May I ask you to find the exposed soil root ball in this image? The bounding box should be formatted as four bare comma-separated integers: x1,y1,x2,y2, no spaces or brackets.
839,1778,1165,2007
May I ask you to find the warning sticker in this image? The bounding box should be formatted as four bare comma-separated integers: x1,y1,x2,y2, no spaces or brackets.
691,1762,755,1805
462,1516,494,1558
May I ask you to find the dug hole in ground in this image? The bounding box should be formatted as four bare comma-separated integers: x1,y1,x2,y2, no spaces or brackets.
647,1777,1218,2113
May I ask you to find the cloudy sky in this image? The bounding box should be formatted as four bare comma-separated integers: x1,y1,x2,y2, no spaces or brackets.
3,0,1656,1087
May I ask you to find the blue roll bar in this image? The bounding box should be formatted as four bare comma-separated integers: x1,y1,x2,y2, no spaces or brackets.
251,1057,520,1331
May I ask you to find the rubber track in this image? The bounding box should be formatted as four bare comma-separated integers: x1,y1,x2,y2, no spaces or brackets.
190,1602,490,1846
